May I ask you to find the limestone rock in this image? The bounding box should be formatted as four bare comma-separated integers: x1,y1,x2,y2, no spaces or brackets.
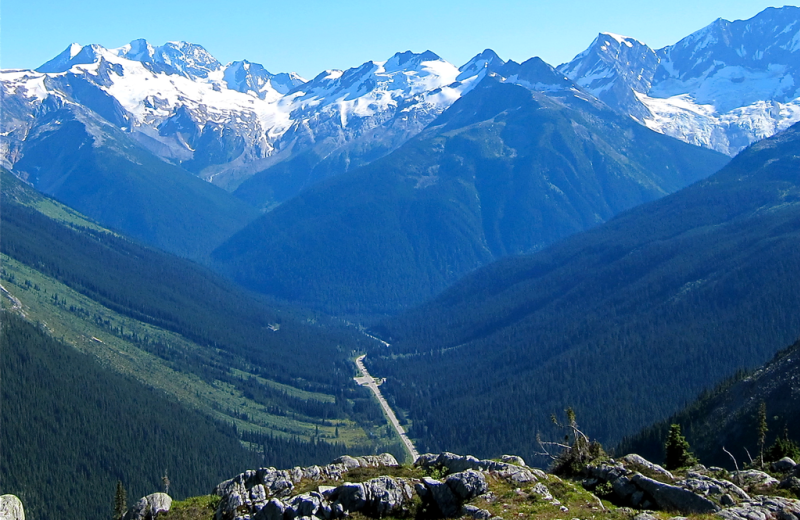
422,477,460,517
0,495,24,520
446,470,488,501
215,453,399,520
124,493,172,520
621,454,675,481
462,504,493,520
717,496,800,520
501,455,526,466
631,474,720,514
331,456,361,469
732,470,780,490
329,476,413,517
415,452,539,483
253,498,285,520
681,472,749,501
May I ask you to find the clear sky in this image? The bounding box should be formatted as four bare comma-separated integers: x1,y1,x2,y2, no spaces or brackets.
1,0,795,78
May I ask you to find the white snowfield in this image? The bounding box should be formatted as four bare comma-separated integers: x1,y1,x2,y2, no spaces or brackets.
559,6,800,156
0,41,496,178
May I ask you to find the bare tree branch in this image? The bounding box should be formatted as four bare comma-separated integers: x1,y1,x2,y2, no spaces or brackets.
722,446,740,473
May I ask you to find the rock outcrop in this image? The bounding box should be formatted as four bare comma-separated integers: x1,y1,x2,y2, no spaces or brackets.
584,454,800,519
212,452,800,520
415,452,544,484
214,452,546,520
123,493,172,520
0,495,24,520
717,496,800,520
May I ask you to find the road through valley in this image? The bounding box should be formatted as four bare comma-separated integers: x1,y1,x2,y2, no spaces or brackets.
354,354,420,462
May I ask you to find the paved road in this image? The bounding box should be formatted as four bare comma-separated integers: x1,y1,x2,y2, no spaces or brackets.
354,355,420,462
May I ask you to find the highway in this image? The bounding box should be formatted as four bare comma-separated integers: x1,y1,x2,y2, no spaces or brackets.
354,354,420,462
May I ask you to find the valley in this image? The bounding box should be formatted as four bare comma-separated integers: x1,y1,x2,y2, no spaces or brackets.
2,5,800,520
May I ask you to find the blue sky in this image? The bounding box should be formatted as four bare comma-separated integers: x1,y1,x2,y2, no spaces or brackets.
1,1,794,78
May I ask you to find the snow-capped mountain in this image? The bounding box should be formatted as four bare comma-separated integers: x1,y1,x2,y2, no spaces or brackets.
4,5,798,200
558,33,659,121
1,41,500,191
559,6,800,155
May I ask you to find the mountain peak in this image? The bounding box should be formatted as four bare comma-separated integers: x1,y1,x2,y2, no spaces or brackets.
600,32,640,47
382,50,443,73
457,49,504,81
36,43,107,73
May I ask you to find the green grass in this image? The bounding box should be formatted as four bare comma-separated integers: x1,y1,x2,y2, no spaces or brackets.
0,254,369,446
160,495,219,520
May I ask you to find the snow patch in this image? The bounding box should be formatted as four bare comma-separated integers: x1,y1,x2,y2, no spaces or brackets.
604,32,635,47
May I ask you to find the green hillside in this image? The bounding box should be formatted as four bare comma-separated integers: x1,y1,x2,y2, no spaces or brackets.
0,311,258,520
0,175,410,519
213,79,727,316
365,121,800,461
10,106,258,259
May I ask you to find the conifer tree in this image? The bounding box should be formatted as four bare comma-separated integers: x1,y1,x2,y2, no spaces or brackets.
113,480,127,520
665,424,696,470
757,401,768,468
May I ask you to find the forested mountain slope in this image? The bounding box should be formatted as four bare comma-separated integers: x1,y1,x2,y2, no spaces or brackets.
618,337,800,469
0,311,260,520
0,169,404,518
366,121,800,461
9,105,258,259
212,78,727,315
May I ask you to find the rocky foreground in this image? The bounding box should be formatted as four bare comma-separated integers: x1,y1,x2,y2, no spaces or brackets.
100,452,800,520
181,452,799,520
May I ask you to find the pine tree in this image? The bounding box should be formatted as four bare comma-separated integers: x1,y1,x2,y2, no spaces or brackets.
757,401,768,469
113,480,127,520
664,424,697,470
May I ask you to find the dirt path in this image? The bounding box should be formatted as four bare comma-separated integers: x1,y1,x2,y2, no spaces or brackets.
354,354,420,462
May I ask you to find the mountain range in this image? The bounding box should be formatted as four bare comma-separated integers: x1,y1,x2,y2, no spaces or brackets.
559,6,800,155
366,119,800,459
211,77,726,314
2,6,798,207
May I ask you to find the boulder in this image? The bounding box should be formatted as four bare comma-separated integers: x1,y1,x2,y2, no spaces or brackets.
330,482,367,513
331,456,361,469
362,476,413,516
446,470,488,500
732,470,780,490
462,504,492,520
422,477,460,517
717,496,800,520
611,476,639,500
772,458,798,473
415,452,539,483
253,498,285,520
681,473,749,501
0,495,24,520
630,475,720,514
329,477,413,517
621,454,675,481
123,493,172,520
501,455,526,466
